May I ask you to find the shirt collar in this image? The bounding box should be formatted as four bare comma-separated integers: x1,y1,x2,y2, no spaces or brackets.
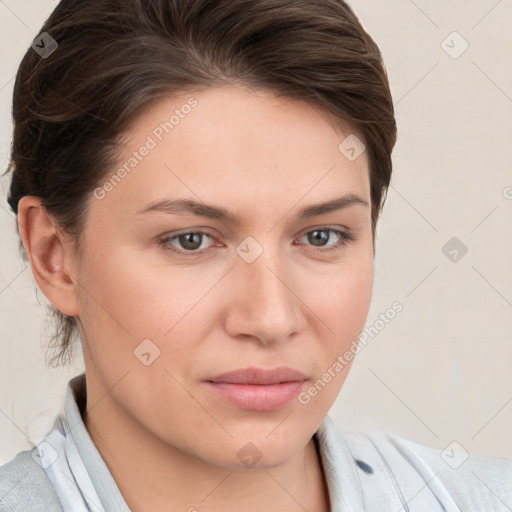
64,372,363,511
64,373,131,511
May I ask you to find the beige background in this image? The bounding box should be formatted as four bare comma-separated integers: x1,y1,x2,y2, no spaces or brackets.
1,0,511,466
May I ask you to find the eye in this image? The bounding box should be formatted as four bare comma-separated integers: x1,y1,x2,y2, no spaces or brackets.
295,227,356,252
159,226,356,257
159,230,217,257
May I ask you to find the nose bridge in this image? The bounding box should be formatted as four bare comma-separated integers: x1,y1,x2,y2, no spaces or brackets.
231,236,302,338
240,238,289,303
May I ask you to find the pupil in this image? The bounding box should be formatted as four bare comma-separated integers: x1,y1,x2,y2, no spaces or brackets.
310,230,328,246
181,233,202,250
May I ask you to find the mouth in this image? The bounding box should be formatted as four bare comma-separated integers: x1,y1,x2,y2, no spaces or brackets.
204,367,308,412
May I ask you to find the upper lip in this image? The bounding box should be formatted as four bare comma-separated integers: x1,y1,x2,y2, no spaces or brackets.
206,367,307,385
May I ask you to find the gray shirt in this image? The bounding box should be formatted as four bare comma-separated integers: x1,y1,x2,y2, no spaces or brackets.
1,373,511,511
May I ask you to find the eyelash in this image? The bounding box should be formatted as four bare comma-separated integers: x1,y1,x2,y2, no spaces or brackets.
158,227,356,257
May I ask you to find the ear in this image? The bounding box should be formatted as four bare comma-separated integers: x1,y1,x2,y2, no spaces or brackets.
17,196,79,316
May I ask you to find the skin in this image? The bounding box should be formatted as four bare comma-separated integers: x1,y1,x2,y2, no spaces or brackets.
18,85,374,512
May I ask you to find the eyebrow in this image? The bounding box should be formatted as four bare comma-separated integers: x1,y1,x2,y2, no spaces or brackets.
135,193,368,224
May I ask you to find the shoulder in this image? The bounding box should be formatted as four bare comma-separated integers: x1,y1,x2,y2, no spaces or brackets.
342,428,512,511
396,433,512,510
0,450,63,511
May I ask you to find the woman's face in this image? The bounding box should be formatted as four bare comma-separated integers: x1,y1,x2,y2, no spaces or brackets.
73,85,374,468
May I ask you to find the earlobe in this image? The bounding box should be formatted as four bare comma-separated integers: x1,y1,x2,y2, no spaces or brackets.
17,196,79,316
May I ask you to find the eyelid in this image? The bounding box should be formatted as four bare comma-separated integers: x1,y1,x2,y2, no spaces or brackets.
297,224,353,237
163,224,353,241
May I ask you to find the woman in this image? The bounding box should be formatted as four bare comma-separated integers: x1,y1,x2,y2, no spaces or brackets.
1,0,510,510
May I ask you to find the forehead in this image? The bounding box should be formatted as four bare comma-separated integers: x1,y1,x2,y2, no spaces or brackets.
94,86,370,223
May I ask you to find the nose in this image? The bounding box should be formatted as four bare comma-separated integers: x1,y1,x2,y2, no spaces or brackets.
224,243,306,345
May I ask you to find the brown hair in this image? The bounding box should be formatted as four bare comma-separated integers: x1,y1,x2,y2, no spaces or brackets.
4,0,397,367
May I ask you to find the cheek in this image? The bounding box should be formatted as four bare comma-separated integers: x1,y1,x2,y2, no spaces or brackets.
78,247,170,330
300,256,373,399
76,247,219,358
74,248,167,363
307,254,373,336
337,264,373,327
295,257,373,413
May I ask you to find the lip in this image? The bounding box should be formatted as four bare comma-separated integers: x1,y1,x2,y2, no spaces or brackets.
207,366,307,385
204,367,307,412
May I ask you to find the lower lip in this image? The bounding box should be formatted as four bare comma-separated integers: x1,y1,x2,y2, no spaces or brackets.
205,381,305,411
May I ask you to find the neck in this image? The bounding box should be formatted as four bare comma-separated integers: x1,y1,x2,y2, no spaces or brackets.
82,392,330,512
